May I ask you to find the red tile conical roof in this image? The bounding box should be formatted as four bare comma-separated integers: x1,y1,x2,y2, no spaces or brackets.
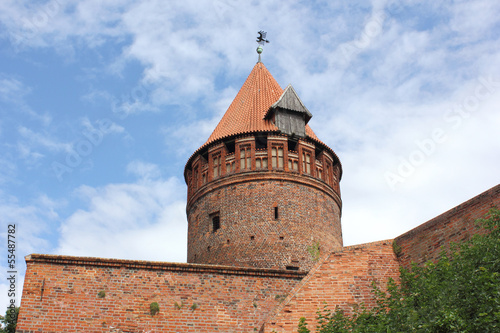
185,61,341,179
203,62,319,147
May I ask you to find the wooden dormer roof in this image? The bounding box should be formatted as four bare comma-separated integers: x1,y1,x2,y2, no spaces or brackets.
266,84,313,123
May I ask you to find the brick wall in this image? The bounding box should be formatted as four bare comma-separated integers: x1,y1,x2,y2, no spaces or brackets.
187,171,342,271
395,184,500,268
261,240,400,332
17,254,304,333
17,185,500,332
185,132,343,271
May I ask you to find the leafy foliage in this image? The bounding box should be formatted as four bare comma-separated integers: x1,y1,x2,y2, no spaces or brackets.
307,241,321,262
299,208,500,333
149,302,160,316
0,307,19,333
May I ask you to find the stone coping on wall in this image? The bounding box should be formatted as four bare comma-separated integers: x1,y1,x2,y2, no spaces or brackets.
25,254,307,279
341,239,394,251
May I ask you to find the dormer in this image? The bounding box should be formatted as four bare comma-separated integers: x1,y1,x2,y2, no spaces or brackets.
265,84,312,138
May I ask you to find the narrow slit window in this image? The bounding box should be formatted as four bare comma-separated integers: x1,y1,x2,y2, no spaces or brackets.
274,206,279,220
278,147,284,168
211,213,220,233
213,155,221,178
240,145,251,170
302,151,312,174
240,149,245,169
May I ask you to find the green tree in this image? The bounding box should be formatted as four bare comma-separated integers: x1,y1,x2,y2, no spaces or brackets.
299,208,500,333
0,306,19,333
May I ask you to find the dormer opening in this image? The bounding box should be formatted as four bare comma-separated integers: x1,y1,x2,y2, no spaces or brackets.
225,140,235,155
255,135,267,150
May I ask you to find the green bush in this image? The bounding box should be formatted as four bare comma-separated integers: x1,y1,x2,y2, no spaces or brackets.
0,307,19,333
150,302,160,316
299,208,500,333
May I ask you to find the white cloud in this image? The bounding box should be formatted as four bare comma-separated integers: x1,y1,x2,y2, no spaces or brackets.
0,193,57,255
126,160,161,180
80,117,125,135
57,175,188,262
0,192,62,313
0,76,30,103
0,0,498,286
18,126,72,153
337,75,500,245
0,158,17,185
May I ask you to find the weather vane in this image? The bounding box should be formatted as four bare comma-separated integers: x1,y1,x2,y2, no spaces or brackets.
256,31,270,45
256,30,269,62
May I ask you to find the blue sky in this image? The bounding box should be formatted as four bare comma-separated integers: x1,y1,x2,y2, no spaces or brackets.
1,0,500,310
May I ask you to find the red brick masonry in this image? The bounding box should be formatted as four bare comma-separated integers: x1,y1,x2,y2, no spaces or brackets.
17,255,304,333
261,240,400,332
395,184,500,268
17,184,500,332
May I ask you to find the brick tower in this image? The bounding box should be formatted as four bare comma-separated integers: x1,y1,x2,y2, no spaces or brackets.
184,57,342,271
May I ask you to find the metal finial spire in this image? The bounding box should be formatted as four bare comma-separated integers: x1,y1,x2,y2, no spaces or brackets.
256,30,269,62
